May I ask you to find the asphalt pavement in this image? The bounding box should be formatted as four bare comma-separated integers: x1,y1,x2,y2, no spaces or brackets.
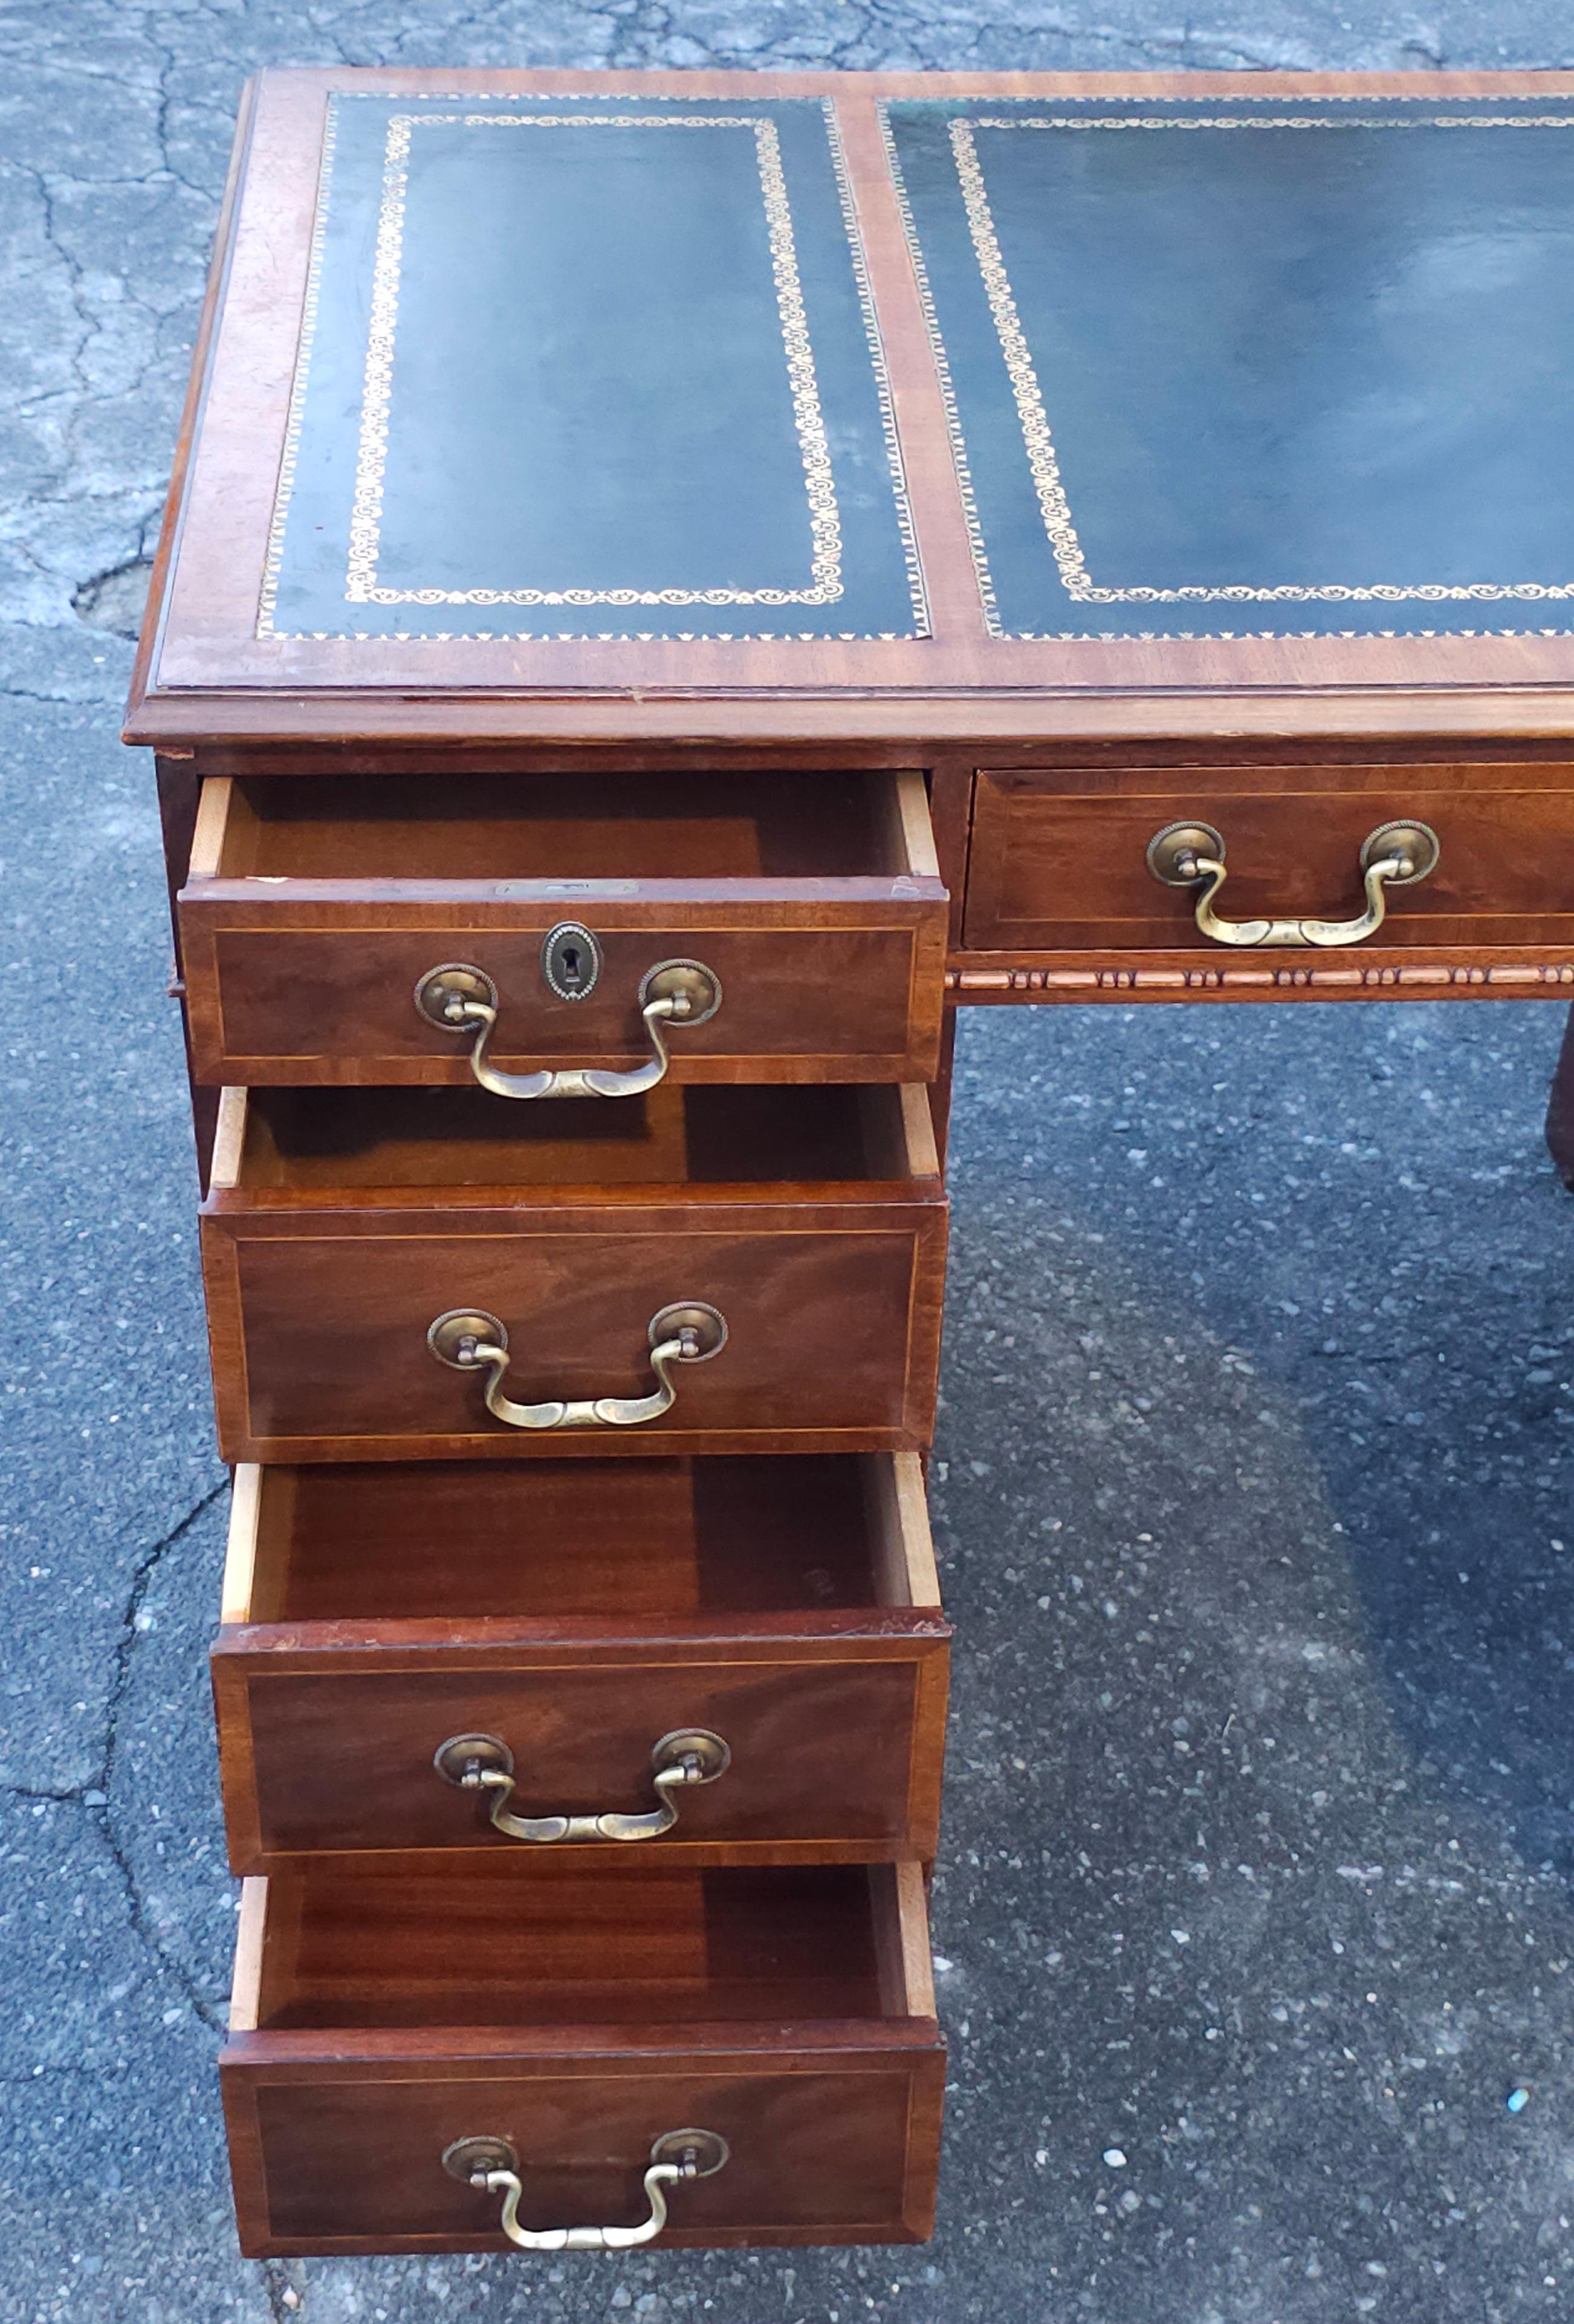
2,6,1573,2320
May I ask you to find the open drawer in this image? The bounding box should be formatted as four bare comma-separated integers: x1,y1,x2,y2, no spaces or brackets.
213,1453,948,1870
221,1859,945,2254
178,770,947,1085
199,1082,947,1462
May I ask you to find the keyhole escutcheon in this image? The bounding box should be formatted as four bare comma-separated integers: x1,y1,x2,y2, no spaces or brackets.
541,922,603,1002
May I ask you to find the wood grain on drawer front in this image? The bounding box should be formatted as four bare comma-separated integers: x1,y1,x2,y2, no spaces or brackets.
214,1627,950,1869
224,2040,944,2253
178,772,947,1085
199,1089,947,1463
213,1453,948,1869
221,1862,944,2255
964,766,1574,953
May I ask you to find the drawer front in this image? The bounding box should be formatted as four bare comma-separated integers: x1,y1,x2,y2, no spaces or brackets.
965,767,1574,954
213,1633,950,1869
200,1208,947,1462
179,908,947,1084
222,2045,944,2255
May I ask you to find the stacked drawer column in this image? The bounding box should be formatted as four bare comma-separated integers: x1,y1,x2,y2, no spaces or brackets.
164,757,954,2254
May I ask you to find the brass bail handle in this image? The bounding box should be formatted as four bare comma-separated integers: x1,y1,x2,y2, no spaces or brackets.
1146,818,1440,948
442,2130,730,2252
413,958,722,1099
433,1728,732,1843
427,1302,727,1432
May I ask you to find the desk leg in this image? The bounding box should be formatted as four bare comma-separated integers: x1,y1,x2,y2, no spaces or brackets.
1546,1002,1574,1189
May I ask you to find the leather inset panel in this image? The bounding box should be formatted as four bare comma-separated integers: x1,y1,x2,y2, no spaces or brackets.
261,92,925,642
883,95,1574,640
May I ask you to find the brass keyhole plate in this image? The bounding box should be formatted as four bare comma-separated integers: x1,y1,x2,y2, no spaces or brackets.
541,922,603,1002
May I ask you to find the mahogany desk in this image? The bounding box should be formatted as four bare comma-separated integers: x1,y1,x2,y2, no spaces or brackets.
129,67,1574,2258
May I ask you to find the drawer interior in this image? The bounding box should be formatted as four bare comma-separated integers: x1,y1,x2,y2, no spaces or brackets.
222,1453,941,1624
232,1861,933,2031
214,1082,934,1190
193,770,934,882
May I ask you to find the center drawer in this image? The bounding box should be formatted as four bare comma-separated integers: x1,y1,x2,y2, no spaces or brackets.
222,1859,944,2255
964,762,1574,957
213,1453,948,1870
199,1082,947,1462
178,769,947,1085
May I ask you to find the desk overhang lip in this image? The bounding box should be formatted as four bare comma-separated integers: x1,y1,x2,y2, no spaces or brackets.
123,683,1574,754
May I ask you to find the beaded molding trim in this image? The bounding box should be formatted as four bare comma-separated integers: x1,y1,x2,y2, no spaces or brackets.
948,961,1574,996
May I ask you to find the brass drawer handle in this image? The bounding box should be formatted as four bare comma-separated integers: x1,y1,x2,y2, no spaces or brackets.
433,1727,731,1842
1147,818,1440,947
443,2129,729,2251
414,958,721,1099
427,1301,727,1430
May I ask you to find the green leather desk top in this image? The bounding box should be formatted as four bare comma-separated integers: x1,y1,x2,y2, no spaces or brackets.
131,68,1574,744
884,93,1574,643
264,91,925,645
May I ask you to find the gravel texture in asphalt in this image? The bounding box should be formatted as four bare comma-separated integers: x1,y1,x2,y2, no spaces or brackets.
2,6,1572,2320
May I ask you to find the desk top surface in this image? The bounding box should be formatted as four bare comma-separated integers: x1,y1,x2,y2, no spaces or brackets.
128,68,1574,747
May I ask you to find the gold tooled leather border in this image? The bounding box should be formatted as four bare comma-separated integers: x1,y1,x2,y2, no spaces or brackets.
883,97,1574,640
257,93,928,641
352,113,842,610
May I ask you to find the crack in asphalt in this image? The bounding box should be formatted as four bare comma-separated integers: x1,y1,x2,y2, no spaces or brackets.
100,1482,232,2024
8,1482,235,2038
261,2260,305,2320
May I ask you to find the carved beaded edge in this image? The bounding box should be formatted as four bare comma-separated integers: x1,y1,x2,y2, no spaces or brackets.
947,960,1574,995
